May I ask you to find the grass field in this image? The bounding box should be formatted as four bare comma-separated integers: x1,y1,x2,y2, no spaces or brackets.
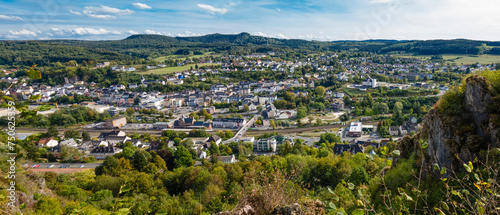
393,54,500,65
342,86,374,96
142,63,219,74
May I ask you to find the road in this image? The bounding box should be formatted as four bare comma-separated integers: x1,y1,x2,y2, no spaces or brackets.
223,116,258,143
246,122,377,135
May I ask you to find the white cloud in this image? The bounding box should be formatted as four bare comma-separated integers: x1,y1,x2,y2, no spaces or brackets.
69,10,81,15
126,30,139,35
144,29,163,35
197,4,228,15
227,3,237,7
50,27,121,36
72,28,121,35
5,29,38,38
276,8,281,12
133,3,152,9
252,32,288,39
0,15,23,21
80,5,134,19
275,34,287,39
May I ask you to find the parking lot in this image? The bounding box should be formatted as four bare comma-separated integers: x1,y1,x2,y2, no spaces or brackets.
25,163,101,169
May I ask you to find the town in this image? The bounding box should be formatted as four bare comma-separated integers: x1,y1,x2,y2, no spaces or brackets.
2,50,497,165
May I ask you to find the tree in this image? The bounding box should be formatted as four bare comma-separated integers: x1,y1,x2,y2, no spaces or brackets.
364,108,374,116
64,130,80,139
278,141,293,156
315,86,326,96
132,150,151,171
269,120,276,129
126,108,135,116
225,130,234,139
35,197,63,215
297,106,308,119
393,102,403,115
180,138,194,149
364,94,373,107
82,131,91,141
373,102,389,114
243,104,249,112
46,125,59,138
354,107,362,116
349,166,369,185
174,146,194,168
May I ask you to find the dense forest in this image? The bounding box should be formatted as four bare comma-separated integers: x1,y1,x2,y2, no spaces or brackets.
2,33,500,67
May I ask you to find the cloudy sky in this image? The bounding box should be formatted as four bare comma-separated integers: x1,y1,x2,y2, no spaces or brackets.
1,0,499,41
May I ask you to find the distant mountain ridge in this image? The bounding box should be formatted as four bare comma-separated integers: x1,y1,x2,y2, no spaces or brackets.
2,32,500,66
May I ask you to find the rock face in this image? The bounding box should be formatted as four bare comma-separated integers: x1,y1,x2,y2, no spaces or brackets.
271,203,303,215
398,75,500,176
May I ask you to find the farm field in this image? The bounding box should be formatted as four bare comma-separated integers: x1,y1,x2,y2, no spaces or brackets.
393,54,500,65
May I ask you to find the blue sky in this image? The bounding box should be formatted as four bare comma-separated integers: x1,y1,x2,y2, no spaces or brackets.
1,0,499,41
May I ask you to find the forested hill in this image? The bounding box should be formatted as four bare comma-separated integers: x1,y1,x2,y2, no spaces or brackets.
2,32,500,66
0,41,135,67
37,33,500,56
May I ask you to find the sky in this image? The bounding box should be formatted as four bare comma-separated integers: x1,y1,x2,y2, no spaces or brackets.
0,0,499,41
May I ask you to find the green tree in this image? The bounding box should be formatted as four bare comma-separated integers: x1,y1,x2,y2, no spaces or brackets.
393,102,403,115
373,102,389,114
81,131,91,140
315,86,326,96
126,107,135,116
269,120,276,129
35,197,63,215
225,130,234,139
243,104,249,112
132,150,151,171
174,145,194,168
46,125,59,138
297,106,308,119
364,94,374,107
64,130,80,139
349,166,369,185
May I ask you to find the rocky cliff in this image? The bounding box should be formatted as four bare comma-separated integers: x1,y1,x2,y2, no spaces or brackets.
397,75,500,176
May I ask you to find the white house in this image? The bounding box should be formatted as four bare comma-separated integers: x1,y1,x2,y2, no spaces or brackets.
362,77,378,88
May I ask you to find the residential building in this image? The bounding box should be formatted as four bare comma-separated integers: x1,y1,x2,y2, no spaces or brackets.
37,138,59,148
219,155,237,163
333,144,363,155
254,138,277,152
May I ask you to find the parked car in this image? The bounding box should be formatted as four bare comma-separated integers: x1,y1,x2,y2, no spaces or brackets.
23,164,31,168
32,165,40,168
59,165,65,168
79,165,85,168
48,165,54,168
